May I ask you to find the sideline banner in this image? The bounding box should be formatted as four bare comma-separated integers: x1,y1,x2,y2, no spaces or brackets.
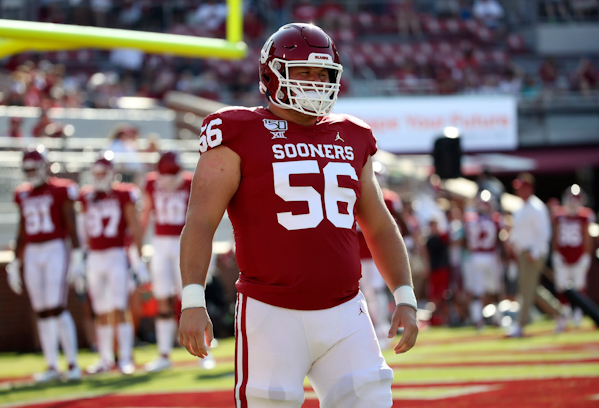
334,95,517,153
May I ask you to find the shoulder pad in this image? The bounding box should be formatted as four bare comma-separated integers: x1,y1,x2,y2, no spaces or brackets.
333,113,372,130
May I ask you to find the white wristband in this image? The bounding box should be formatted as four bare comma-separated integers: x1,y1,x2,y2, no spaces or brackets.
181,284,206,311
393,285,417,311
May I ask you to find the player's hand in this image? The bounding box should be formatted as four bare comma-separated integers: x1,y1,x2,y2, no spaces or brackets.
5,258,22,295
67,249,86,294
389,305,418,354
179,307,214,359
133,261,150,286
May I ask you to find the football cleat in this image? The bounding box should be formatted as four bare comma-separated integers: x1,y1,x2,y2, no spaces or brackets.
118,359,136,375
64,366,82,381
145,357,172,373
554,316,567,334
86,360,114,375
33,368,61,383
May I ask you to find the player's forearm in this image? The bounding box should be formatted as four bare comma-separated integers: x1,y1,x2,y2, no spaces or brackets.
14,217,25,260
180,219,217,287
367,224,413,291
64,206,80,249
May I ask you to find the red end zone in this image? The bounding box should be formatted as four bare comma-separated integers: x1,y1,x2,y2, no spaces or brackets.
17,377,599,408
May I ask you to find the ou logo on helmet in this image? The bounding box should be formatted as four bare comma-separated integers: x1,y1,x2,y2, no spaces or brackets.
260,36,274,64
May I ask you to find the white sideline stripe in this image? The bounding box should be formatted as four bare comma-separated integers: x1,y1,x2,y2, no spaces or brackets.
589,394,599,400
392,385,500,400
302,385,499,401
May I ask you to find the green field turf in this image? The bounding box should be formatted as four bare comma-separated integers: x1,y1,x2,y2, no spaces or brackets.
1,318,598,407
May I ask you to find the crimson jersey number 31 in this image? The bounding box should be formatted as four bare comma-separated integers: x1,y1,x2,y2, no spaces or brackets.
273,161,358,231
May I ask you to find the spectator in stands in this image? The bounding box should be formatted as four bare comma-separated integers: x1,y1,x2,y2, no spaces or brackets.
396,0,423,39
498,64,524,96
118,0,143,29
541,0,572,21
395,61,421,92
196,70,222,102
243,8,265,41
521,74,543,100
573,57,599,94
458,0,474,20
107,124,143,183
456,46,481,75
190,0,227,33
436,65,459,94
539,57,560,90
292,0,319,22
473,0,504,29
317,0,346,31
7,117,23,138
91,0,112,27
435,0,460,18
478,74,502,94
31,108,65,138
570,0,599,20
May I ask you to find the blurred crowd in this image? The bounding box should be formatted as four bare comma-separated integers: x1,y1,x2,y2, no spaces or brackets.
372,169,596,338
0,0,598,112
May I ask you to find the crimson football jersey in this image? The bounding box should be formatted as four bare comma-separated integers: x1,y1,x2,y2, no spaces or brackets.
553,206,595,264
14,177,78,244
464,211,502,253
358,189,403,259
199,107,377,310
143,171,192,236
79,183,139,251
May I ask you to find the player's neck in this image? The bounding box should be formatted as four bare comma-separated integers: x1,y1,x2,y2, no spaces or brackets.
267,103,319,127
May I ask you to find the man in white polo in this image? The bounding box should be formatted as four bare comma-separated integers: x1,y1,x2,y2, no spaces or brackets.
508,173,551,337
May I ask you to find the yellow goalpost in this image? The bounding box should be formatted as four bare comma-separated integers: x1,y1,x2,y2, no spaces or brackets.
0,0,247,60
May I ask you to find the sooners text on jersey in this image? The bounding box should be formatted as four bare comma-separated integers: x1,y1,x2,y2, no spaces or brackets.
553,206,595,264
79,184,139,251
200,107,377,310
14,177,78,244
464,211,502,253
144,171,192,236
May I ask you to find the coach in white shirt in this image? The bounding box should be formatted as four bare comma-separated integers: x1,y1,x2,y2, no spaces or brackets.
509,173,551,337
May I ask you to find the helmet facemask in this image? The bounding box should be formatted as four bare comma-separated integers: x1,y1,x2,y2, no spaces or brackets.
91,164,114,192
267,57,342,117
23,160,47,187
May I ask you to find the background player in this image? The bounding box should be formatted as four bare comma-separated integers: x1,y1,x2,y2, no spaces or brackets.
463,191,504,329
552,184,595,332
5,146,82,382
140,151,194,372
78,153,148,375
178,23,418,408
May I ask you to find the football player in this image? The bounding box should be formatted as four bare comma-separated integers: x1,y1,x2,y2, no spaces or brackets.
6,146,82,382
463,190,504,329
552,184,594,331
78,153,148,375
178,23,418,408
140,151,195,372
